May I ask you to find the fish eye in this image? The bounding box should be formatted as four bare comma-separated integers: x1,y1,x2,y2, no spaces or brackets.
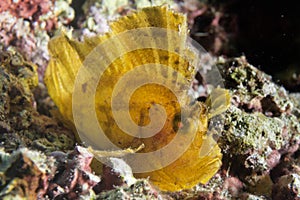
172,112,190,133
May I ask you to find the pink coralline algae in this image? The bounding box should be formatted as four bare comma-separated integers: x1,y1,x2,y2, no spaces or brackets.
46,146,100,199
0,0,53,29
0,0,74,80
0,147,100,199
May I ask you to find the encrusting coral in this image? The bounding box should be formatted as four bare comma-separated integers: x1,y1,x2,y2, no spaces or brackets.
216,56,300,198
0,49,74,153
0,0,74,80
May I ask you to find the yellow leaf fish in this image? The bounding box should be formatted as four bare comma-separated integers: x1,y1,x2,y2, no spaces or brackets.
44,6,230,191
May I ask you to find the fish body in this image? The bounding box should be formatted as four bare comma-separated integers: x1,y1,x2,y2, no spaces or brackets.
44,6,230,191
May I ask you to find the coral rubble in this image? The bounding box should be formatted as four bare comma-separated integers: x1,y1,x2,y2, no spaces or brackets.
0,0,299,199
0,147,99,199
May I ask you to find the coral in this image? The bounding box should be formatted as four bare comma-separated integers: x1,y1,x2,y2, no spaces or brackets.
270,151,300,178
98,180,160,200
222,106,286,156
0,0,52,20
75,0,178,38
272,174,300,200
46,146,100,199
290,93,300,119
0,0,74,80
76,0,132,38
189,5,233,54
0,0,74,30
190,174,233,200
93,158,137,192
215,56,300,197
0,146,161,199
96,158,160,199
221,58,293,116
165,173,242,199
0,148,56,199
133,0,178,10
0,12,51,81
53,0,75,26
0,49,74,153
0,147,100,199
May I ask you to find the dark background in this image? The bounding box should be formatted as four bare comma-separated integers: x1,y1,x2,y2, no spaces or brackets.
217,0,300,91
